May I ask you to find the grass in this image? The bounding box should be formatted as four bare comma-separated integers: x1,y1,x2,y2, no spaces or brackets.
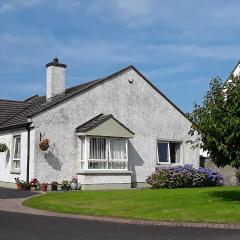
23,187,240,224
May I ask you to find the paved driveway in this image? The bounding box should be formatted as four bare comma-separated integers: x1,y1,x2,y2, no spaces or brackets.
0,211,240,240
0,187,39,199
0,187,239,240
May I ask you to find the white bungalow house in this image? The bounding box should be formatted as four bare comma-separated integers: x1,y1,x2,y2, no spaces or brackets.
0,58,199,189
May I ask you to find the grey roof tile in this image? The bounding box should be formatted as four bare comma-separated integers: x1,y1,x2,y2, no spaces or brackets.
0,99,30,125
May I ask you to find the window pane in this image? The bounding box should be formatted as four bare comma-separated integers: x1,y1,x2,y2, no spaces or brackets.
110,139,126,160
157,142,169,162
80,137,85,160
13,160,20,169
15,160,20,169
14,136,21,159
170,143,180,163
88,161,107,169
89,138,106,159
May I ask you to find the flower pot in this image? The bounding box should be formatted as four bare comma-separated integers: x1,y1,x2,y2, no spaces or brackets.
24,185,31,191
30,186,37,191
40,184,48,192
16,183,23,190
51,184,58,191
61,185,70,191
39,145,49,151
39,139,50,151
70,182,78,190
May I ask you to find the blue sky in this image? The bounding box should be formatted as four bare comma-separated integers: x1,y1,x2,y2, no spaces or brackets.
0,0,239,112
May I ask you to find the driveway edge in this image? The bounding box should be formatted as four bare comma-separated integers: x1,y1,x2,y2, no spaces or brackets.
1,193,240,230
20,195,240,230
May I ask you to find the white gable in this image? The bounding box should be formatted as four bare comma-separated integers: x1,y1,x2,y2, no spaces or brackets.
77,118,134,138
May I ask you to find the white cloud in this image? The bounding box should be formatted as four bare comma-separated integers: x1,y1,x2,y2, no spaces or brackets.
147,44,240,60
147,64,195,79
159,77,206,86
0,0,45,13
0,33,44,44
87,0,157,28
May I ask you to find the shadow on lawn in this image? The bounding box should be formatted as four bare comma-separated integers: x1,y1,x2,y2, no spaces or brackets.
210,190,240,202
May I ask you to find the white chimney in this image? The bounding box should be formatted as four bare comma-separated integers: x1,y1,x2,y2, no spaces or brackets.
46,58,67,99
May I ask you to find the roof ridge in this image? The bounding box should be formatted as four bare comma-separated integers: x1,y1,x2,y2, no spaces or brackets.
24,95,39,102
65,78,103,92
0,98,25,103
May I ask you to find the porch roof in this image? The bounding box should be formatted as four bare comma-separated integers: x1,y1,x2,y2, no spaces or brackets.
75,114,134,138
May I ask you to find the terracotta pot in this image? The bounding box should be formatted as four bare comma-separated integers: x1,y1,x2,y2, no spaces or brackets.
40,184,48,192
30,186,37,191
16,183,23,190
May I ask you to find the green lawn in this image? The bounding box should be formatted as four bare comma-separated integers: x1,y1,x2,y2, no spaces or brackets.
23,187,240,223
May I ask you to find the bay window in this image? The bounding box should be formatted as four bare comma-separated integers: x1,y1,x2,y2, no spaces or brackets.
80,136,128,170
157,141,181,164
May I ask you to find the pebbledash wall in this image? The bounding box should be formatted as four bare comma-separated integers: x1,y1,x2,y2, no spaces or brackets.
31,68,199,188
0,129,35,187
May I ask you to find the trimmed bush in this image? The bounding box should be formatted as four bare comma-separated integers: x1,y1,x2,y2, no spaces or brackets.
146,164,224,189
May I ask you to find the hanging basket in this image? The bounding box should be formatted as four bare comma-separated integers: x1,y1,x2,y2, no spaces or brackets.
39,139,50,151
0,143,8,153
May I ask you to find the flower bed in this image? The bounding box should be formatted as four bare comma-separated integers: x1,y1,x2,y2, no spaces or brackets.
146,164,223,188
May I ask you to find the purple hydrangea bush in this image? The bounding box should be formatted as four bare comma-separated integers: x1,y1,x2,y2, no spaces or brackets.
146,164,224,189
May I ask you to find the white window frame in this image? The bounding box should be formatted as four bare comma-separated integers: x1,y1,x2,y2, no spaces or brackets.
157,141,181,165
12,135,21,172
88,136,108,162
80,136,128,170
109,138,128,162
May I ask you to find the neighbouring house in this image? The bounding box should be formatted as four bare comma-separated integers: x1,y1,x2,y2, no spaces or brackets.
0,58,199,190
200,61,240,186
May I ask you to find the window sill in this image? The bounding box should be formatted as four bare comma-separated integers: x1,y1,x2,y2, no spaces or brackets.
10,170,21,174
78,169,132,175
157,162,181,166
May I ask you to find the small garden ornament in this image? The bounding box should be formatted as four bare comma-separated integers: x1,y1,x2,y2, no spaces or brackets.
70,177,78,190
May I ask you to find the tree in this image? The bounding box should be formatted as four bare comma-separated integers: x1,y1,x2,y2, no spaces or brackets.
188,75,240,168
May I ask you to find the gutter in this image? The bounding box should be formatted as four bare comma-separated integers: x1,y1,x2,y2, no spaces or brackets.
0,123,28,133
